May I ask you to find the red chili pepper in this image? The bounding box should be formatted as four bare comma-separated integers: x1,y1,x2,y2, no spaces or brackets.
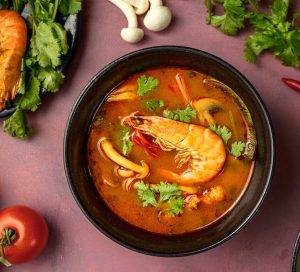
282,78,300,93
131,130,160,158
168,83,180,93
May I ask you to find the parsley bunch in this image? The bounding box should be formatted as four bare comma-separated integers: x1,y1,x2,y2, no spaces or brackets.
2,0,82,139
135,181,185,217
204,0,300,68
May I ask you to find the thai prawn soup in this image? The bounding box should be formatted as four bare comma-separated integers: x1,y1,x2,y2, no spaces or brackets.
88,67,256,235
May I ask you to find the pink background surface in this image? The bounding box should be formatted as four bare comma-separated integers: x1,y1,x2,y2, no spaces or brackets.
1,1,300,271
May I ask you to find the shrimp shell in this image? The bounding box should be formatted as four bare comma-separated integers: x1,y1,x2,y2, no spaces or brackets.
123,113,226,186
0,10,27,111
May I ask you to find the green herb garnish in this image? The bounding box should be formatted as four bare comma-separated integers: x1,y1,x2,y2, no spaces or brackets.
3,108,32,140
209,124,232,145
120,127,133,156
2,0,82,139
135,181,184,217
209,125,246,158
59,0,82,16
137,75,159,96
230,141,246,158
210,0,248,36
204,0,300,68
143,99,165,112
245,0,300,67
163,105,197,123
135,181,158,207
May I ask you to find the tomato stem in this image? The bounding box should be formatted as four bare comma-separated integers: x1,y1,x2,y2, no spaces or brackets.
0,228,16,267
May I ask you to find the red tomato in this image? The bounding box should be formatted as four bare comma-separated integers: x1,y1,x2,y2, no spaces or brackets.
0,205,48,264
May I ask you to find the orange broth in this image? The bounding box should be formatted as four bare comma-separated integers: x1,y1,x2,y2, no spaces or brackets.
88,68,254,235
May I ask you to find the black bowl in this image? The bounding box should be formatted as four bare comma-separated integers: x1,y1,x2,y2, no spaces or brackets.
63,46,275,256
292,232,300,272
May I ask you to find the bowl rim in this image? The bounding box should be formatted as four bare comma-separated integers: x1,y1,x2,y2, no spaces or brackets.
292,232,300,271
63,45,275,257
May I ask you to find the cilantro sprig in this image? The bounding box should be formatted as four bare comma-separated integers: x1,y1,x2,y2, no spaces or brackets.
137,75,159,96
135,181,185,217
204,0,300,68
142,99,165,112
2,0,82,139
163,105,197,123
209,124,246,158
120,127,133,156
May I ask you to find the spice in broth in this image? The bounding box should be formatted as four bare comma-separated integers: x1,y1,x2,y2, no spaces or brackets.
88,67,256,235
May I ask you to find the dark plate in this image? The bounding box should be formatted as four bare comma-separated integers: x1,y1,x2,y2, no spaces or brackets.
292,232,300,272
0,6,80,118
64,46,275,256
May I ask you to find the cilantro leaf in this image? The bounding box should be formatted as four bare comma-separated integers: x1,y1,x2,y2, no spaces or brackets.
120,127,133,156
135,181,157,207
30,22,68,68
14,76,41,112
51,22,69,55
167,197,185,217
209,125,232,145
3,108,31,139
204,0,213,23
37,68,64,93
163,105,196,123
230,141,245,158
135,181,184,216
137,75,159,96
17,59,26,95
153,182,181,202
244,0,300,67
143,99,164,112
210,0,247,35
59,0,82,16
31,22,61,68
209,125,246,158
271,0,288,23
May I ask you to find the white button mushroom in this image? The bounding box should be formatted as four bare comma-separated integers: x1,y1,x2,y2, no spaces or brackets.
108,0,144,43
123,0,149,15
143,0,172,31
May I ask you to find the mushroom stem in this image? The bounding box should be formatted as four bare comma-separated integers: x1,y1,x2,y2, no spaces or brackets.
123,0,149,15
98,137,149,175
109,0,138,28
108,0,144,43
149,0,162,7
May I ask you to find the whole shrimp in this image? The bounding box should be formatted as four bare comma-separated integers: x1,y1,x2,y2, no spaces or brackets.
0,10,27,111
122,112,226,186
